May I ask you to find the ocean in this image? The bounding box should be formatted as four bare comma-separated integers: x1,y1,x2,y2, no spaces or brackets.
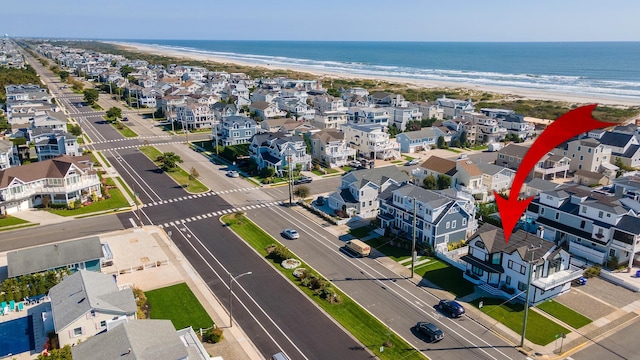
125,40,640,101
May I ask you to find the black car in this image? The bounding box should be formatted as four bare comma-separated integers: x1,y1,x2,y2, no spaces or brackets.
414,322,443,342
293,176,312,185
438,299,465,318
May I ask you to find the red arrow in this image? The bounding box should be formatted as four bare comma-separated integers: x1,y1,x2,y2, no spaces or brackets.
495,104,617,243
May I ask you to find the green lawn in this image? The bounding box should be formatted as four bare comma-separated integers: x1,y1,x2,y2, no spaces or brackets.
116,176,139,205
403,155,416,161
139,146,209,193
109,121,138,137
47,187,129,216
341,166,354,172
348,226,372,239
365,237,412,262
145,283,214,330
472,297,570,346
311,168,339,176
470,145,488,151
390,160,404,164
536,299,592,329
415,259,475,298
222,214,425,360
91,104,103,111
0,216,29,228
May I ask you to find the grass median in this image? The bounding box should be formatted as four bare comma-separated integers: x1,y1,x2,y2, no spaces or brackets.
222,212,426,360
145,283,214,330
536,299,592,329
139,146,209,193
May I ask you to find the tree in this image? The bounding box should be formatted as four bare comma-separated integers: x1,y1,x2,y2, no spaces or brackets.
156,152,183,172
422,175,437,190
59,70,70,82
120,64,136,77
436,174,451,190
83,88,99,106
327,88,340,97
105,106,122,121
37,345,72,360
189,166,200,181
437,136,446,149
294,185,310,199
260,166,276,178
452,138,461,148
460,131,468,147
68,124,82,136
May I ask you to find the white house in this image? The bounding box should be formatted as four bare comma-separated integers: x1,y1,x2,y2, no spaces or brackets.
342,123,400,160
461,223,581,305
309,129,356,168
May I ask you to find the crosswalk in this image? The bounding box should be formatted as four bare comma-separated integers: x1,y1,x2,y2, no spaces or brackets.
143,187,260,207
96,140,188,151
93,135,173,144
157,200,284,229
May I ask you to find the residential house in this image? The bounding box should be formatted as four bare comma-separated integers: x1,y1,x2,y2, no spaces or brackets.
461,223,581,305
395,127,443,153
557,138,615,175
49,270,137,347
276,97,315,120
454,157,487,202
309,129,356,168
411,155,457,186
476,162,516,197
173,102,215,130
0,139,19,170
210,102,238,120
5,84,52,103
525,184,640,267
496,144,570,180
250,132,311,176
71,320,210,360
261,118,298,133
574,169,611,187
7,237,103,278
31,113,67,131
377,183,477,247
251,89,280,103
347,107,390,127
383,106,422,131
327,166,409,219
0,155,100,214
219,116,258,146
342,123,400,160
222,83,251,106
31,129,80,161
497,114,536,140
249,100,287,120
415,101,444,121
435,96,474,119
311,95,348,129
368,92,405,107
522,178,563,197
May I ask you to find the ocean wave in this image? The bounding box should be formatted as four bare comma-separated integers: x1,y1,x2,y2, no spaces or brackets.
132,42,640,100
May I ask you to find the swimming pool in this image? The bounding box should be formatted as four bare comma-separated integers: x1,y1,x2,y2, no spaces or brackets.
0,315,35,357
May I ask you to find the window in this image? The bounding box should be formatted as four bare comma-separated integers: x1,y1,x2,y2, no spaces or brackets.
580,155,584,161
73,327,83,337
451,220,456,228
472,265,483,276
588,148,592,153
462,218,467,226
520,264,526,275
609,248,616,257
580,220,586,229
598,211,603,218
446,222,450,229
505,275,511,285
491,253,501,264
518,281,527,291
100,321,107,328
508,260,514,269
582,206,587,213
541,208,545,214
555,212,559,220
362,202,366,207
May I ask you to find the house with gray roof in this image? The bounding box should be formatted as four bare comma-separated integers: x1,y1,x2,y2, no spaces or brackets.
7,237,103,278
71,320,210,360
249,132,311,176
0,138,19,170
309,129,356,168
327,166,409,219
525,184,640,267
461,223,580,305
377,183,477,248
435,96,474,119
49,270,137,347
31,128,80,161
219,115,257,146
496,144,570,180
476,162,516,197
395,127,443,153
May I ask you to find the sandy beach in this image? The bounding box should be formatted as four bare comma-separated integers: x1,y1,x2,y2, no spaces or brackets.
111,42,639,108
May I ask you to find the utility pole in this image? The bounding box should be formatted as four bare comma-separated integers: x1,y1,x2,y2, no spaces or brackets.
411,196,417,278
288,147,294,206
521,243,543,348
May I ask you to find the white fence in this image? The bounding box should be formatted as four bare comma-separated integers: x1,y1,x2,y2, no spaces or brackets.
435,246,468,271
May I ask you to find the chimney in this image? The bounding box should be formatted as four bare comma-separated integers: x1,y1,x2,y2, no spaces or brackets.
536,226,544,239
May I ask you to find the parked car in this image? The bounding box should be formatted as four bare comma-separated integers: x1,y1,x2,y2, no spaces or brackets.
226,170,239,178
438,299,465,318
405,159,420,166
349,160,362,168
282,228,299,239
122,117,129,122
414,322,443,342
293,176,312,185
316,196,325,206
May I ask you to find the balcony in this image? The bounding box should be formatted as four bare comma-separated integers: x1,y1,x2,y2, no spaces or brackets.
534,163,570,176
612,239,634,252
460,184,487,195
531,265,583,291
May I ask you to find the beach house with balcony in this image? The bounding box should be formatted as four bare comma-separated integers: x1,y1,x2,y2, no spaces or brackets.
311,95,348,129
435,96,474,119
309,129,356,168
250,132,311,176
525,184,640,268
377,183,477,248
476,162,516,198
31,129,80,161
496,144,570,180
49,270,137,347
219,115,257,146
327,166,409,219
395,127,443,153
461,223,580,305
342,123,400,160
347,107,390,127
0,155,100,214
454,157,487,202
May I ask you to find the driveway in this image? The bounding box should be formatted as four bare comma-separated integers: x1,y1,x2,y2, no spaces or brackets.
554,277,638,321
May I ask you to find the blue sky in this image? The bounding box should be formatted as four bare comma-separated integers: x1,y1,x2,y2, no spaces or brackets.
3,0,639,41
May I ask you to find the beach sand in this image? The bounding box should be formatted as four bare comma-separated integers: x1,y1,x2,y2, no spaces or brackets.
111,42,638,108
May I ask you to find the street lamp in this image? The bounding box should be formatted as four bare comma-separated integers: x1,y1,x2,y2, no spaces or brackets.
229,271,252,327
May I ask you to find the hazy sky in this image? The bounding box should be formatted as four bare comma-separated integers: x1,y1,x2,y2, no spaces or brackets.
3,0,639,41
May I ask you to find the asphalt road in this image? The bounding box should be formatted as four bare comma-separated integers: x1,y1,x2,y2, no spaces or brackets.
570,317,640,360
248,206,525,360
